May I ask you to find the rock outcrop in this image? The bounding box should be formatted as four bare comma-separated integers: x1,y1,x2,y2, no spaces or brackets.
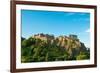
31,33,88,58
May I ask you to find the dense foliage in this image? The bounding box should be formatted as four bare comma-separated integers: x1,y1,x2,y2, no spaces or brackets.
21,36,90,63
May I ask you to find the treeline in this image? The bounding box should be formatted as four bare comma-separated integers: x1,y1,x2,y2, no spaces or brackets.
21,37,90,63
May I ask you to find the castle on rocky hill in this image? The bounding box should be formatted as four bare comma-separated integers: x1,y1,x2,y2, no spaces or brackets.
32,33,79,41
33,33,54,41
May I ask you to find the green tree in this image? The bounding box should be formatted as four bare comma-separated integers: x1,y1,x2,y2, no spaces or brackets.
76,51,90,60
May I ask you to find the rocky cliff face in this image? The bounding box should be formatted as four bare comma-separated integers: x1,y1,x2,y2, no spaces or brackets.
32,33,88,58
21,33,90,62
33,33,54,41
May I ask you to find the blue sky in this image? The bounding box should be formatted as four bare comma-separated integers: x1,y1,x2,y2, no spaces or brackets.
21,10,90,47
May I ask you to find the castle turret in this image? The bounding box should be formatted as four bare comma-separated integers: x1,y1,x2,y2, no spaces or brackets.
69,34,78,40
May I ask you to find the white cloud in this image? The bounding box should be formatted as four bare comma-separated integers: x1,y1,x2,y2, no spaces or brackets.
86,28,90,33
64,12,76,16
67,13,76,15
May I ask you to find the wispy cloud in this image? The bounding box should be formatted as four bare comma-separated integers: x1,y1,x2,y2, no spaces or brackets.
67,13,76,15
66,12,89,16
86,28,90,33
64,12,76,16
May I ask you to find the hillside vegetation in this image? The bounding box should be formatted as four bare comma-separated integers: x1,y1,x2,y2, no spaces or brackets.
21,33,90,63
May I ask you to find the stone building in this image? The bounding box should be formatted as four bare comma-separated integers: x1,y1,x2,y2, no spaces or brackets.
69,34,78,40
33,33,54,41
